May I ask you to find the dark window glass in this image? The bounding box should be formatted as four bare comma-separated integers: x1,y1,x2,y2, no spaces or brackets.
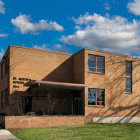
5,56,9,74
5,89,9,106
126,61,132,76
1,62,5,79
88,54,105,73
1,56,9,79
97,61,104,69
90,88,96,93
97,102,104,106
88,67,96,72
126,77,131,85
88,90,96,105
97,94,104,101
1,91,4,107
88,59,96,67
126,77,132,93
126,61,132,93
88,88,105,106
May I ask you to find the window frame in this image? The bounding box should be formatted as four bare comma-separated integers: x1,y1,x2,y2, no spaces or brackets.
125,61,132,93
5,88,9,107
88,54,105,74
1,55,9,80
5,56,9,75
1,61,5,79
1,91,4,108
88,88,105,106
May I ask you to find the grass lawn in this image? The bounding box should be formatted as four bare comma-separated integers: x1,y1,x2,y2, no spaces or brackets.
10,124,140,140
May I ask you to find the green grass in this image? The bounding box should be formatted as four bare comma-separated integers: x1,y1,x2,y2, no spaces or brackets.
10,124,140,140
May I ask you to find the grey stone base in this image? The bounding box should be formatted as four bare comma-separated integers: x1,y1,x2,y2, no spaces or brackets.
93,117,140,123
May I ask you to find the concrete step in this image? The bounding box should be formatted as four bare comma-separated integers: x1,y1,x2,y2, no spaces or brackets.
0,129,20,140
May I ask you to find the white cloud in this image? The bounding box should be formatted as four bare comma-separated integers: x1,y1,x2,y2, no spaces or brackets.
11,14,64,34
33,43,71,53
33,44,50,50
0,48,4,60
0,0,5,14
61,13,140,55
72,13,105,25
53,44,71,53
105,2,111,11
0,33,8,37
54,44,63,49
127,0,140,15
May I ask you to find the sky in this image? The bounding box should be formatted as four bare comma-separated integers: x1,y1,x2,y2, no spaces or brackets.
1,0,140,60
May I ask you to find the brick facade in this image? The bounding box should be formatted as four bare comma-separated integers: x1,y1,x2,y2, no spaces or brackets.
4,116,85,129
84,49,140,121
0,45,140,128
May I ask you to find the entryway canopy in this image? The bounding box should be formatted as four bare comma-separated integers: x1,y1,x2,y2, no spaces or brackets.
24,80,86,90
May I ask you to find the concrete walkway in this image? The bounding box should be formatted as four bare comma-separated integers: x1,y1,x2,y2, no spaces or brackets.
0,129,19,140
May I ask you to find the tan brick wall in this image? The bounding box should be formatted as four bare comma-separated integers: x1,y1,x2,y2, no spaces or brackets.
73,49,85,84
8,45,73,115
84,49,140,123
0,48,10,115
5,116,85,129
1,45,140,124
73,50,85,115
9,45,73,93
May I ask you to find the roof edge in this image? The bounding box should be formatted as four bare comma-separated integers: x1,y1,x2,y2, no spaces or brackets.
84,48,139,59
9,45,72,56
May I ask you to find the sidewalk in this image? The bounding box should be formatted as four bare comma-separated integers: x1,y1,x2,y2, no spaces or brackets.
0,129,20,140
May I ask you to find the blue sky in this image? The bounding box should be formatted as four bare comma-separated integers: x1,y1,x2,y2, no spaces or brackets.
1,0,140,59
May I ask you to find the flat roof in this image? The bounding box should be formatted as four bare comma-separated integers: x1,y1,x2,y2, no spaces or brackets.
9,45,72,56
25,80,86,90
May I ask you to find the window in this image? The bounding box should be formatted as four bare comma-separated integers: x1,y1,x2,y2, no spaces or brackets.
0,89,9,108
1,61,5,79
126,61,132,93
88,88,105,106
5,88,9,106
1,56,9,79
88,54,105,73
5,56,9,74
1,91,4,108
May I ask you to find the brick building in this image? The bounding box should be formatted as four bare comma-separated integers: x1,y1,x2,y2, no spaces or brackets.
0,45,140,128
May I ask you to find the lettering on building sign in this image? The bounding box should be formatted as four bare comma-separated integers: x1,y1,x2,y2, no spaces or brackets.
13,77,31,88
13,85,19,88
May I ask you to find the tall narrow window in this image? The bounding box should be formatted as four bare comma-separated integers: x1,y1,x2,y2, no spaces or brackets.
1,61,5,79
126,61,132,93
5,88,9,106
1,91,4,107
88,88,105,106
88,54,105,73
5,56,9,75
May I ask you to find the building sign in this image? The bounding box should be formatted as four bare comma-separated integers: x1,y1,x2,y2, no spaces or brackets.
13,77,31,88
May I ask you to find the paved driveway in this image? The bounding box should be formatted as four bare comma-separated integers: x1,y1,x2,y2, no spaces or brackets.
0,129,19,140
